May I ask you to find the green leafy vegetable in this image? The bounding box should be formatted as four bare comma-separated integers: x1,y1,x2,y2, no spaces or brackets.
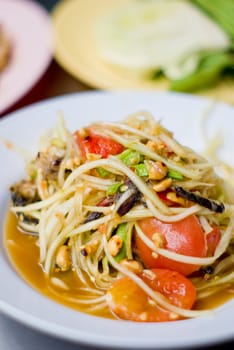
106,182,122,196
114,223,128,262
191,0,234,43
118,149,143,166
96,167,110,177
170,51,234,92
134,163,149,177
167,169,184,180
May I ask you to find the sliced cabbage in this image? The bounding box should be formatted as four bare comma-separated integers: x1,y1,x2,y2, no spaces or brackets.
96,0,230,79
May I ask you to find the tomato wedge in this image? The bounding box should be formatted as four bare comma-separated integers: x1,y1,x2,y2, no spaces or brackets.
74,130,124,158
136,215,207,276
206,226,221,257
106,268,196,322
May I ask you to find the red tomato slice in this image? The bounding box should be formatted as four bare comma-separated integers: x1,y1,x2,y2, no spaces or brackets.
74,130,124,158
136,215,207,276
206,226,221,257
106,268,196,322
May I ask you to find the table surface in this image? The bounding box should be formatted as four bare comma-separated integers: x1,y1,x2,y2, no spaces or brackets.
0,1,234,349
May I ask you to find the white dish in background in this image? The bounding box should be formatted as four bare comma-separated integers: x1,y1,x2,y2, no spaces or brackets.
0,91,234,349
0,0,53,115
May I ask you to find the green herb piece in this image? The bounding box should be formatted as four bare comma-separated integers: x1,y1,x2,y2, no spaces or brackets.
134,163,149,177
167,169,184,180
106,182,122,196
118,149,143,166
119,184,128,193
96,167,110,177
114,223,128,262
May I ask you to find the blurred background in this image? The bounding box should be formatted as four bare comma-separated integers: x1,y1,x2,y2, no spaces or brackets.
37,0,57,10
0,0,233,117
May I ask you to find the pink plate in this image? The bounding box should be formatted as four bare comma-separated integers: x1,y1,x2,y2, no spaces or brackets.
0,0,53,115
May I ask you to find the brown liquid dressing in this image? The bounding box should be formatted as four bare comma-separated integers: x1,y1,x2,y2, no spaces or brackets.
4,212,112,319
4,212,234,319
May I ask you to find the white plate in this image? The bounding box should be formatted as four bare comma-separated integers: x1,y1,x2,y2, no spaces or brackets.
0,0,53,115
0,91,234,349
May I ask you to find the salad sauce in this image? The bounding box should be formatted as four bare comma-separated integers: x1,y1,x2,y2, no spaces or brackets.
4,212,234,319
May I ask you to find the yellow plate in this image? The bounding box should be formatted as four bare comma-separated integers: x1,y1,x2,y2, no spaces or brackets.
52,0,234,104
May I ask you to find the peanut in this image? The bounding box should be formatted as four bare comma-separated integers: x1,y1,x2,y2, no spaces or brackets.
152,232,166,248
108,235,123,257
153,178,172,192
120,259,143,274
148,161,167,180
55,245,71,271
166,191,186,206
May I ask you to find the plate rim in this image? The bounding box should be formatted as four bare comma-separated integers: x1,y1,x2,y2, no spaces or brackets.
0,0,53,115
